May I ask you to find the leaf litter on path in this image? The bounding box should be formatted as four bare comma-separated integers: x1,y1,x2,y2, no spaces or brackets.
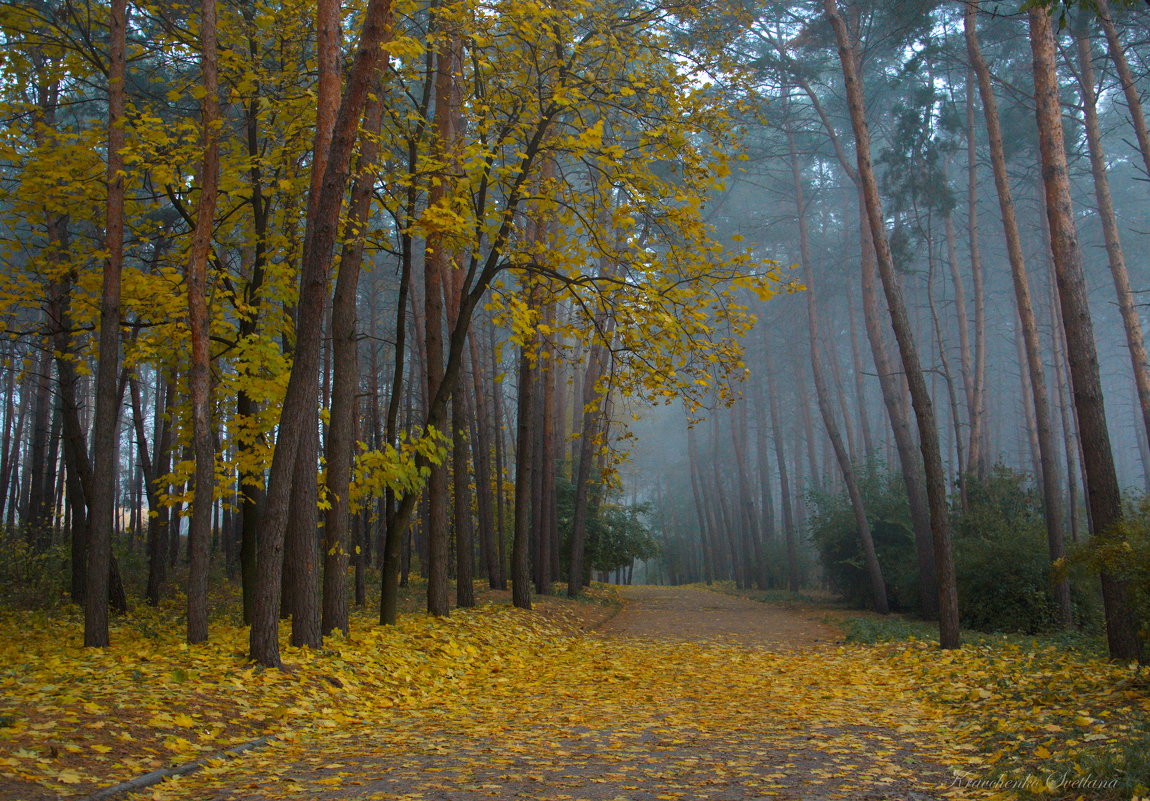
2,585,1144,801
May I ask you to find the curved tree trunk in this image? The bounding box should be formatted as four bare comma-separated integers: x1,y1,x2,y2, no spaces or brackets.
787,119,886,612
825,0,958,647
966,0,1071,628
1075,18,1150,474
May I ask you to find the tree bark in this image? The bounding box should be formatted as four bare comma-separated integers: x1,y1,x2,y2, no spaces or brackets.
966,0,1070,628
85,0,128,648
1075,17,1150,470
762,340,799,592
1028,7,1140,660
1096,0,1150,182
789,121,887,613
468,334,501,588
251,0,395,666
186,0,221,645
964,74,988,478
826,0,958,647
511,337,536,610
323,65,389,636
422,32,462,618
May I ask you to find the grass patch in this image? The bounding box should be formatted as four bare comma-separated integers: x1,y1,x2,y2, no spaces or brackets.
706,581,839,609
839,614,1109,658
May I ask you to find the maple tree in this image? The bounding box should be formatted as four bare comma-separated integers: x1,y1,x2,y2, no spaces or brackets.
2,6,1150,798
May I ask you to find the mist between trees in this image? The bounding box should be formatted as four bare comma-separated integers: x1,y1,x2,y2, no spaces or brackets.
1,0,1149,664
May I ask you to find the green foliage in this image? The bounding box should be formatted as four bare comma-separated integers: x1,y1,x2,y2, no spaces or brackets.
952,467,1053,633
0,535,70,609
1069,492,1150,643
841,615,936,644
953,466,1087,634
807,465,921,612
556,476,660,579
810,464,1093,633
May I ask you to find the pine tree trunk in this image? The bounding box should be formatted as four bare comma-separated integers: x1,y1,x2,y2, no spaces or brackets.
762,339,799,592
568,337,611,597
1075,18,1150,466
1028,7,1140,660
964,75,988,478
511,339,536,610
452,384,476,607
858,196,937,619
25,339,53,546
1096,0,1150,182
422,32,461,618
790,122,887,612
967,0,1070,628
468,334,501,589
846,292,874,458
826,0,958,646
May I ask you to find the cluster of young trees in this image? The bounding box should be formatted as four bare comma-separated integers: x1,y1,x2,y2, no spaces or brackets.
643,0,1150,661
2,0,1148,666
0,0,783,665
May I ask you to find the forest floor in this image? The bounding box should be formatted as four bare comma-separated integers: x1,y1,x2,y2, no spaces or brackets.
1,584,1145,801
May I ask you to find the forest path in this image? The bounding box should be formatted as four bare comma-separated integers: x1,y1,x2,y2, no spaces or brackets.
598,585,839,648
139,587,963,801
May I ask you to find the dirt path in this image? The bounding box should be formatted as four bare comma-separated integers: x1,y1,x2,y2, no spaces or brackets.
598,586,839,648
132,587,962,801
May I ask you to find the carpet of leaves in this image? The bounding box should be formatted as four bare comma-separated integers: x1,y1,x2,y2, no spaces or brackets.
0,587,1145,801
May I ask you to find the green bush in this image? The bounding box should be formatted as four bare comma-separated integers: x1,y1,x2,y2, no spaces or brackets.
0,533,71,609
952,465,1087,634
1072,492,1150,644
809,463,1085,633
556,475,659,582
807,465,921,612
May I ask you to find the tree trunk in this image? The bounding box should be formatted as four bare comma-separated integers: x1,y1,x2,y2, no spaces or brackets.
85,0,127,648
928,236,967,507
1096,0,1150,182
511,337,536,610
25,338,53,546
789,121,887,612
422,32,461,618
323,66,389,636
965,74,988,478
846,289,874,458
966,0,1070,628
468,334,500,589
1028,7,1140,660
186,0,221,645
762,340,799,592
1075,17,1150,469
251,0,395,666
1048,266,1082,544
826,0,958,646
858,193,937,619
